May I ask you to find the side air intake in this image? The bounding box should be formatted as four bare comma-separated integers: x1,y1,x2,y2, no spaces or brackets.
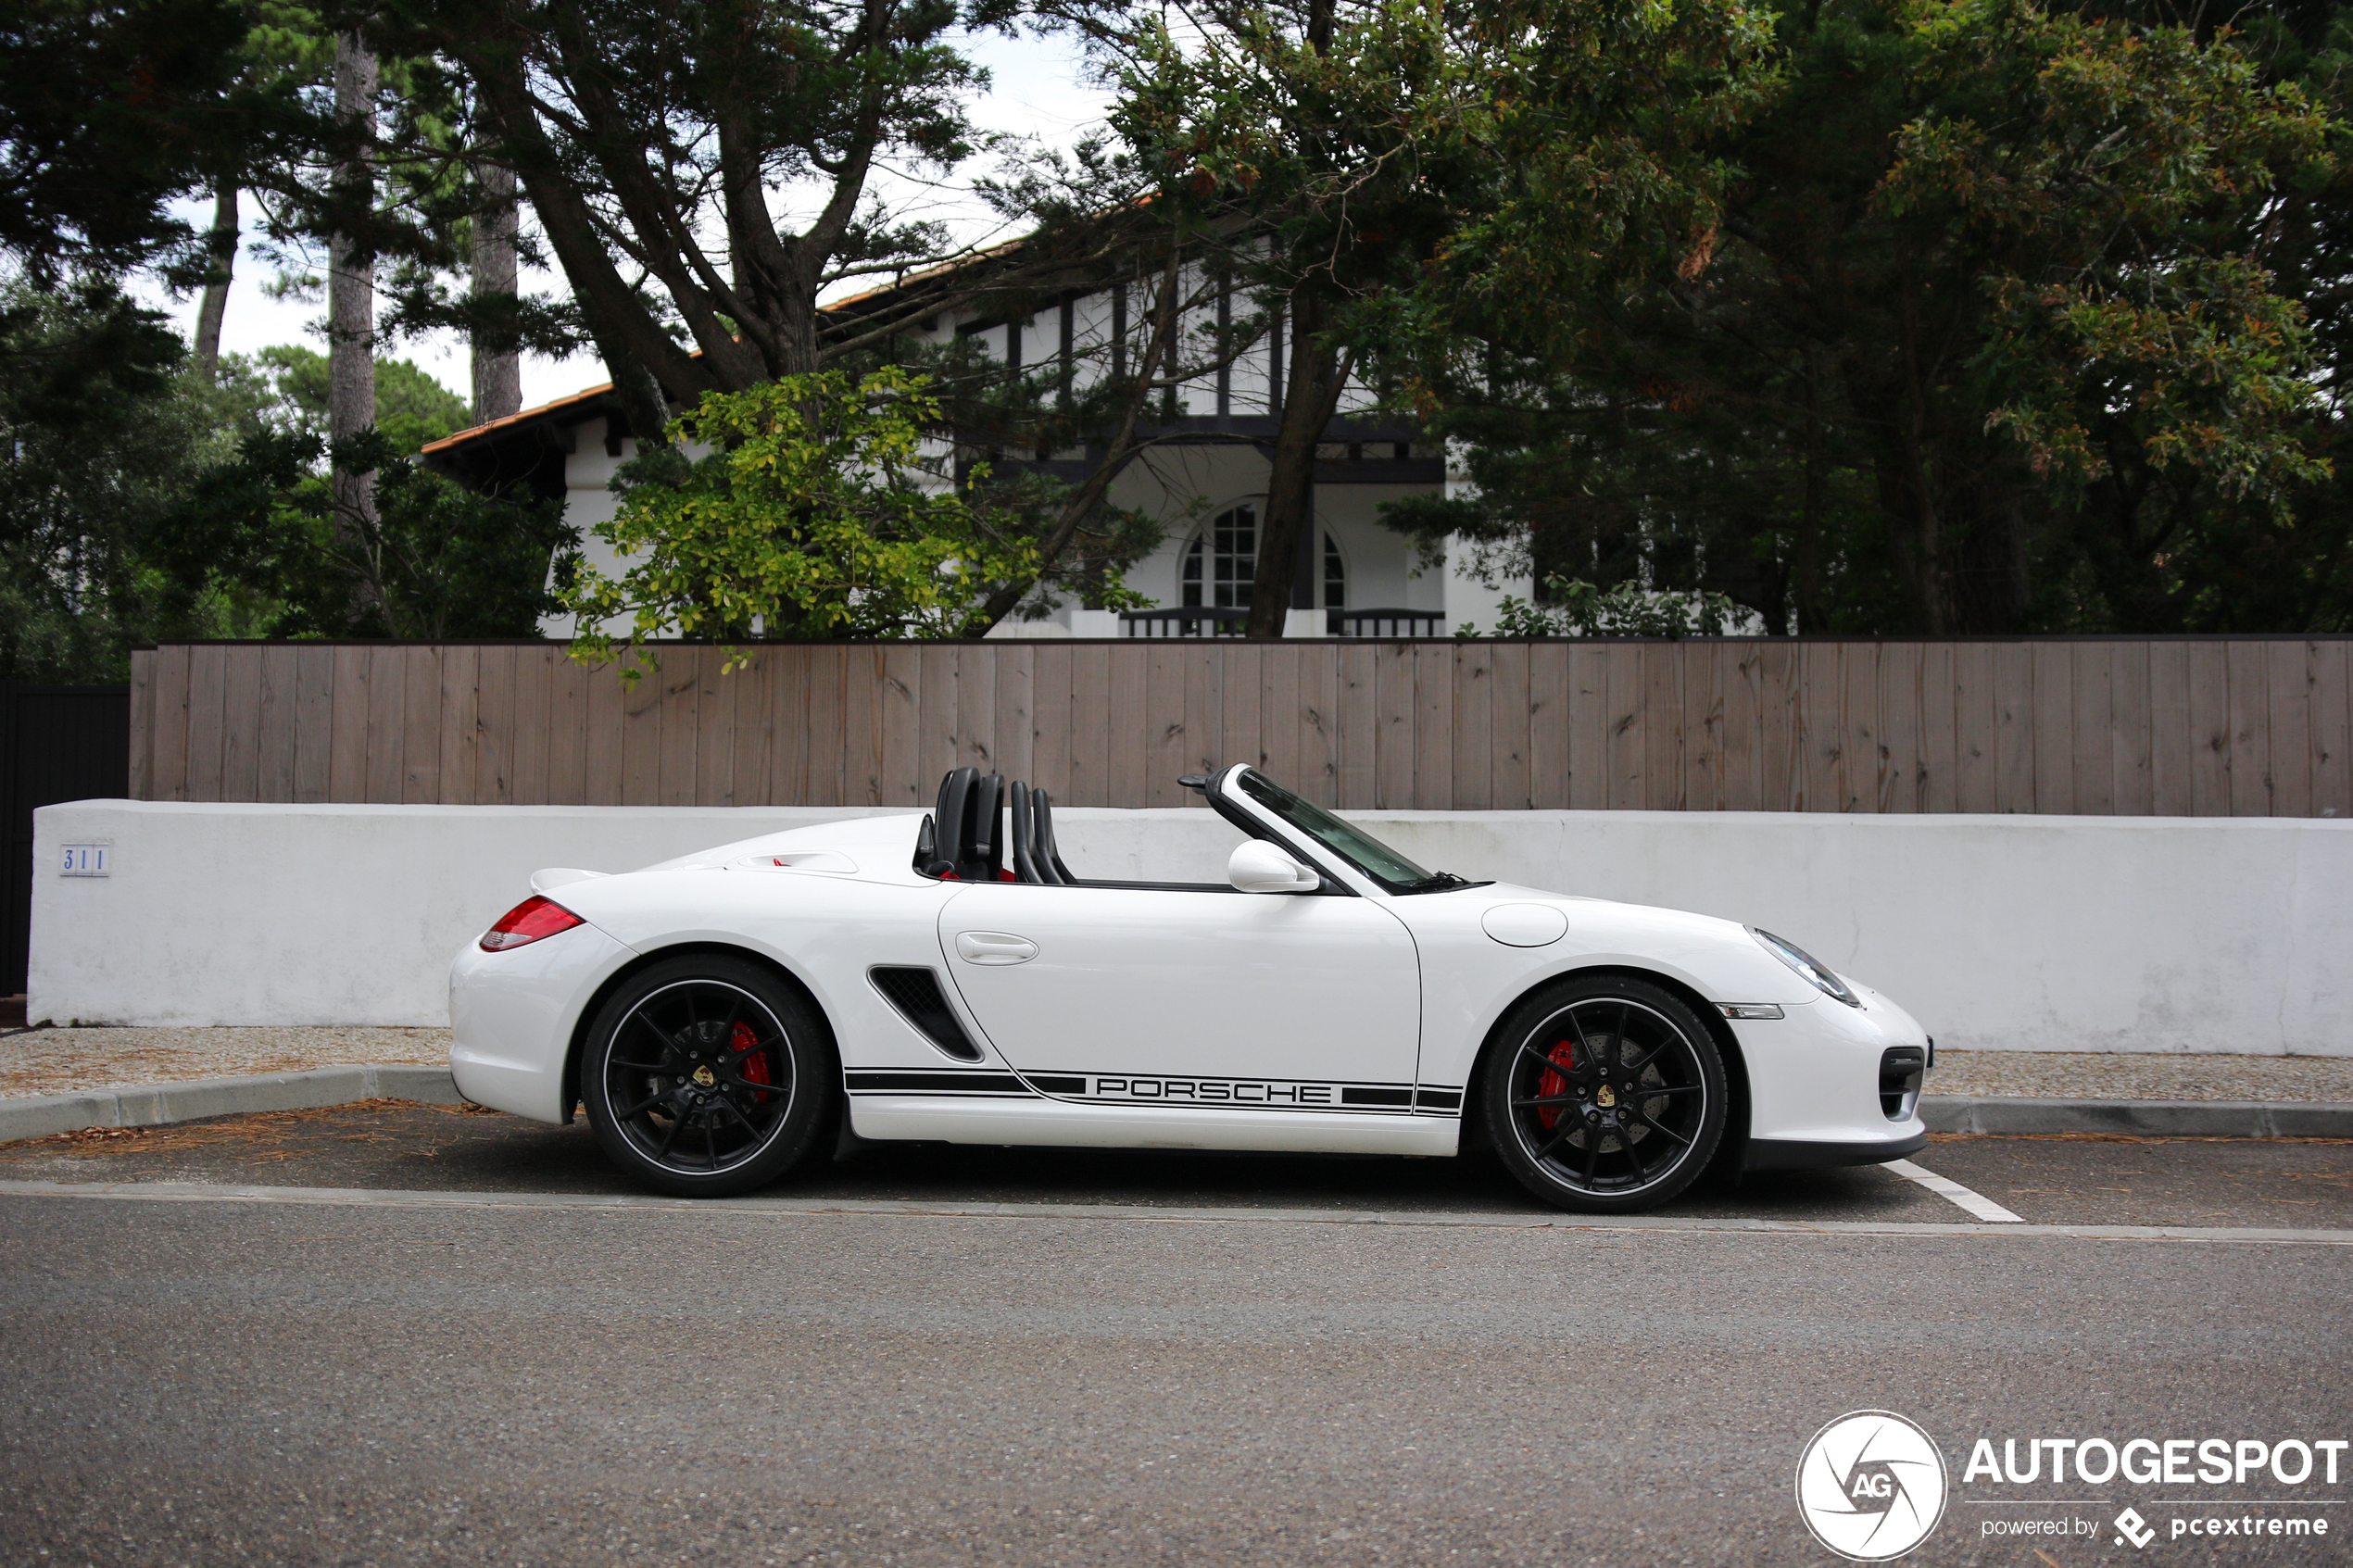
869,967,984,1060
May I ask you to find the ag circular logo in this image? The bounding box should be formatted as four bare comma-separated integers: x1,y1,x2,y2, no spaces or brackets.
1794,1410,1948,1561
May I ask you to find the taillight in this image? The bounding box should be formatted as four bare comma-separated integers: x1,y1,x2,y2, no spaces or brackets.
479,895,585,952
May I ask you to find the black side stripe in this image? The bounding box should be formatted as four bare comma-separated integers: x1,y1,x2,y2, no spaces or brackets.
842,1070,1468,1116
845,1072,1034,1096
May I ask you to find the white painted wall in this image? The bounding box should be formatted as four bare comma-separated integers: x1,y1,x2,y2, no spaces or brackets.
31,801,2353,1056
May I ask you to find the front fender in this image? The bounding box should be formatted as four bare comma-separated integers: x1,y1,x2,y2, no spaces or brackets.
1385,887,1821,1094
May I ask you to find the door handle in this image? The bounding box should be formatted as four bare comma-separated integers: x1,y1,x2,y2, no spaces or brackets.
954,931,1038,965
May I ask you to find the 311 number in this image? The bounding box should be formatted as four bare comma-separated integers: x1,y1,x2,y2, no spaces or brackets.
58,843,109,877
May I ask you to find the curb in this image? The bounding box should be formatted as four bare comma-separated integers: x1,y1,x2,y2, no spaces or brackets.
1921,1095,2353,1138
0,1065,463,1143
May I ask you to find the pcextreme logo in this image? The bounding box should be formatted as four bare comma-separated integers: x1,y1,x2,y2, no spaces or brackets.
1795,1411,1950,1562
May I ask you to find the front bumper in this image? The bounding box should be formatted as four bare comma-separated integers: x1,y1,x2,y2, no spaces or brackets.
1743,1129,1929,1172
1732,977,1931,1160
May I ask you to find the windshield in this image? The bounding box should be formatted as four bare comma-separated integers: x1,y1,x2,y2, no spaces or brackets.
1235,770,1470,894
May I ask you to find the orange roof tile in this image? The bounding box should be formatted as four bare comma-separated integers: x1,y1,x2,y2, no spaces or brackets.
419,378,618,456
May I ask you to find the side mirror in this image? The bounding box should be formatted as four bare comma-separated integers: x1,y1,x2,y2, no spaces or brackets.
1228,840,1318,894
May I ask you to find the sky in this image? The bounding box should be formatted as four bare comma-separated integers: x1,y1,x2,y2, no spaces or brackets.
136,28,1117,419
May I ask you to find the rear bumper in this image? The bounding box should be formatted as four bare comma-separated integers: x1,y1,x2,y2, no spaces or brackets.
449,922,635,1124
1743,1129,1928,1173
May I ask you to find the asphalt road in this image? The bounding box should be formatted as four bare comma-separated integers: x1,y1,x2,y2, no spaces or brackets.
1,1110,2348,1567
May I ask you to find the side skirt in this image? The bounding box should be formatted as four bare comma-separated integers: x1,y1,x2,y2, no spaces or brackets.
847,1095,1462,1158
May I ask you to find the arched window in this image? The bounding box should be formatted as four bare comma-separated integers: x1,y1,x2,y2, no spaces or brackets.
1181,508,1350,616
1181,504,1257,608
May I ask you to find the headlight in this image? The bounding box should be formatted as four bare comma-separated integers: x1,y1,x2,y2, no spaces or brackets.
1750,928,1860,1008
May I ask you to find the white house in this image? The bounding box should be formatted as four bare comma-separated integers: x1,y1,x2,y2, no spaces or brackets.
422,257,1528,639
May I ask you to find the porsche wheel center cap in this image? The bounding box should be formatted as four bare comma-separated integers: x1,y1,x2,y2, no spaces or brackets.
691,1065,716,1088
1595,1085,1617,1109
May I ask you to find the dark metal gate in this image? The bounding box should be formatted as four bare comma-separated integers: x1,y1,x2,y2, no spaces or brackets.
3,683,130,997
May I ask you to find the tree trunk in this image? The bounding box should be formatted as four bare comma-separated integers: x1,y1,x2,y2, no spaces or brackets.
1241,0,1341,640
328,31,386,626
471,161,522,423
1245,292,1346,637
583,312,673,455
193,183,237,377
1793,347,1827,633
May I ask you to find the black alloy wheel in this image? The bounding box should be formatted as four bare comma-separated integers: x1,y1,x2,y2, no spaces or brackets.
1482,976,1727,1214
581,955,834,1198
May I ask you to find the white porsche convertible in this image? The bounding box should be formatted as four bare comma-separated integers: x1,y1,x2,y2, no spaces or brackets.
450,763,1932,1213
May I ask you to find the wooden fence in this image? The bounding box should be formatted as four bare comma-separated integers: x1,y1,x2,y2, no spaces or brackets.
129,637,2353,816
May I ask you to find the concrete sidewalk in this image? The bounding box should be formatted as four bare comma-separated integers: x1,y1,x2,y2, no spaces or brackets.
0,1024,447,1098
0,1026,459,1141
1928,1048,2353,1103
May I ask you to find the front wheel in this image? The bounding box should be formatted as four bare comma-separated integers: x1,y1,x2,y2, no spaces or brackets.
1481,976,1727,1214
581,956,835,1198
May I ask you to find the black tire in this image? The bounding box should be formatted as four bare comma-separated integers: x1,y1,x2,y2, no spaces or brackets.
581,955,835,1198
1480,975,1728,1214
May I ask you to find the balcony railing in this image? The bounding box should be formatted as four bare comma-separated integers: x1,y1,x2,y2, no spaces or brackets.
1330,608,1446,638
1121,607,1251,638
1118,606,1452,638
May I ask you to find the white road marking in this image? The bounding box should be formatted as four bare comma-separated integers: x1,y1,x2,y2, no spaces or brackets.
1887,1159,2025,1223
0,1178,2341,1243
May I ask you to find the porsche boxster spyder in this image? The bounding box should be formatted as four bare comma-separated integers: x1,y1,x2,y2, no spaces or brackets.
449,764,1932,1212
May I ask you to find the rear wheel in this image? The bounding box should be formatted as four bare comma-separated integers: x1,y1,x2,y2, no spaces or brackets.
581,956,834,1198
1481,975,1727,1214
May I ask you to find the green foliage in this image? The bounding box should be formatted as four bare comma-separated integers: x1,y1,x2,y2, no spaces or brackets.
372,0,1057,420
154,424,574,638
0,0,321,287
128,338,562,639
0,278,570,660
1114,0,1785,404
245,345,473,452
560,370,1048,675
17,0,2353,649
1384,0,2353,635
1104,0,1786,633
1880,0,2333,504
1390,0,1783,370
1492,576,1744,638
0,284,216,680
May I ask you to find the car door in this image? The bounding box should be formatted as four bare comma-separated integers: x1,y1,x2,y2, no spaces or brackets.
937,881,1422,1110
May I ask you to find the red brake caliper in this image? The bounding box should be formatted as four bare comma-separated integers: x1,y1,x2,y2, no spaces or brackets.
731,1022,771,1102
1534,1040,1576,1131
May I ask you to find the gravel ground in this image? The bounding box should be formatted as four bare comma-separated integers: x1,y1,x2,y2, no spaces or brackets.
3,1025,2350,1103
1928,1047,2353,1102
0,1026,449,1098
